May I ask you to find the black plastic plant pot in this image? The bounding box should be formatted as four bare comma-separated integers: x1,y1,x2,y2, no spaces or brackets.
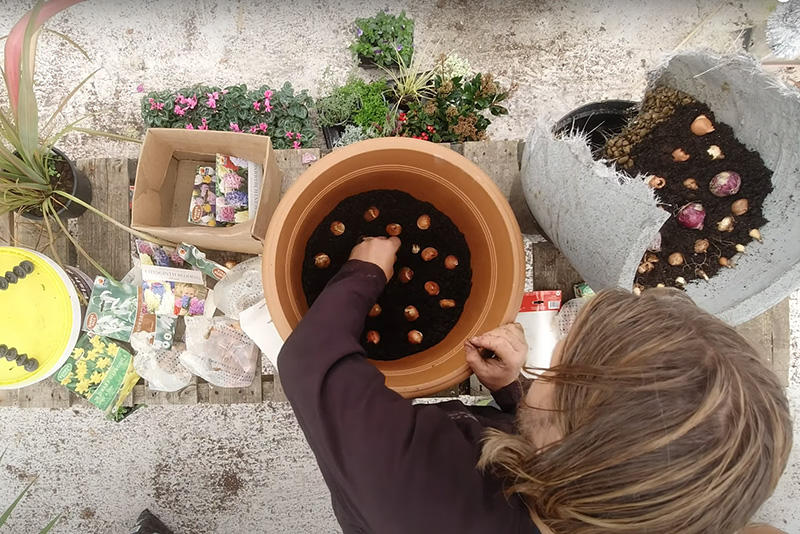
357,53,383,69
20,146,92,220
552,100,638,153
322,125,346,150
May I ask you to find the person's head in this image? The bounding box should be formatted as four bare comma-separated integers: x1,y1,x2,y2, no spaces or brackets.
479,288,792,534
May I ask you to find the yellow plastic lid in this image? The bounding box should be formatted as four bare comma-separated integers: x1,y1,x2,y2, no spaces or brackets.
0,247,81,389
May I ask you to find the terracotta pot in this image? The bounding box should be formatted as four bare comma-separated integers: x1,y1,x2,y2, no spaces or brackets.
263,138,525,398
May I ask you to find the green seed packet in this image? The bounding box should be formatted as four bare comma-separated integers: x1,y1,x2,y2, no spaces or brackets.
54,333,140,421
83,276,155,342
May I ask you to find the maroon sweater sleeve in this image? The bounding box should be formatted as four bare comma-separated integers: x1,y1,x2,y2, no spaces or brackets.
278,260,528,533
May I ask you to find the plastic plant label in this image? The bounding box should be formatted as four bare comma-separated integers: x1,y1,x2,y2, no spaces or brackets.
517,290,562,376
54,333,140,421
84,277,154,342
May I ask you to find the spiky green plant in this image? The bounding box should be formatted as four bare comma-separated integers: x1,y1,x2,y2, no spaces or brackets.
0,449,62,533
1,0,164,277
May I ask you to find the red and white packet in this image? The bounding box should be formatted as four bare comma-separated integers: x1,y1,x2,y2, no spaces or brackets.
516,291,562,377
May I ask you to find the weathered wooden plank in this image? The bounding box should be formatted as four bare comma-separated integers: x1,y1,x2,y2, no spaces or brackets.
0,213,13,246
273,149,321,196
462,141,539,235
0,389,18,407
12,212,73,264
735,299,791,387
16,379,71,408
73,159,134,280
272,373,288,402
532,241,583,300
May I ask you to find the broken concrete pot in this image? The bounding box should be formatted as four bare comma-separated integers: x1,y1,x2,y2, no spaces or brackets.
522,51,800,326
263,137,525,397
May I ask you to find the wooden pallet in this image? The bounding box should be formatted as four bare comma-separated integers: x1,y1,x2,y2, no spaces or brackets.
1,142,791,409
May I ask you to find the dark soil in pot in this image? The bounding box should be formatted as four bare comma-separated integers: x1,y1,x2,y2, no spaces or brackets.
302,189,472,360
604,89,772,289
20,148,91,220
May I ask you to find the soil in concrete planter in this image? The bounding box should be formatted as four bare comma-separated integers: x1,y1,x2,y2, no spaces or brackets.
605,88,773,289
302,189,472,360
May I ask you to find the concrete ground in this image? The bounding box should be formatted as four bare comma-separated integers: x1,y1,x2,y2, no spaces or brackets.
1,0,798,532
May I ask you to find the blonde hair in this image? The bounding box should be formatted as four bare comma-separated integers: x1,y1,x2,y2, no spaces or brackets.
479,288,792,534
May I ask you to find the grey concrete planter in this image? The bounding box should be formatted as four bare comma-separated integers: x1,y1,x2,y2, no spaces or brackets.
522,51,800,326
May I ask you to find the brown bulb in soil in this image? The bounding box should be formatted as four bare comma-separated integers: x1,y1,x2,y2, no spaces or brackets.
696,269,710,281
690,115,715,136
224,260,238,269
672,148,691,162
444,255,459,270
731,198,749,216
404,305,419,321
411,244,420,254
417,214,431,230
424,281,440,296
735,244,747,254
645,252,660,264
694,239,709,254
363,206,380,221
439,299,456,309
366,331,381,344
386,223,402,236
633,284,643,296
638,261,655,274
683,178,699,190
314,253,330,269
368,303,382,318
718,257,731,268
330,221,346,236
707,145,724,160
421,247,439,261
717,216,735,233
749,229,763,242
675,276,687,286
407,330,423,344
398,267,414,283
648,176,666,189
668,252,685,266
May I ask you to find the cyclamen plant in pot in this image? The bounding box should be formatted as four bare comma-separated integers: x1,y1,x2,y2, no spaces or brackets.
142,82,315,149
349,10,414,69
1,0,155,277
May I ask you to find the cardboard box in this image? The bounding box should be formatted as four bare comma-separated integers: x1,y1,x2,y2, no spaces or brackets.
132,129,282,254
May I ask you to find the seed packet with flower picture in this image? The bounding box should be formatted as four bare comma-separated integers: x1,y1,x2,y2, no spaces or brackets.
141,266,208,317
53,333,140,421
215,154,253,224
84,277,155,342
188,165,228,226
135,239,186,268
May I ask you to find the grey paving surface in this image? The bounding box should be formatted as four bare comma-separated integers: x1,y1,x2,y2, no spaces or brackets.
1,0,798,532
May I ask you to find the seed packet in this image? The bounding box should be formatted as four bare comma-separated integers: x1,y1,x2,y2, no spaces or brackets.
84,277,155,342
53,333,140,421
517,291,562,377
135,239,185,268
188,165,232,227
141,266,208,317
176,242,230,281
215,154,251,224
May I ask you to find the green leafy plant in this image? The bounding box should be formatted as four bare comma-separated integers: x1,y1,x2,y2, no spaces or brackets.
434,52,473,80
398,72,515,143
0,0,156,277
315,86,360,127
316,76,391,134
1,449,62,533
333,124,380,148
351,80,391,129
142,82,315,150
349,10,414,68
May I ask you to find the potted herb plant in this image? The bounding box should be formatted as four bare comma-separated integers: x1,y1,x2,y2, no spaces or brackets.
1,0,165,276
315,75,391,148
349,10,414,69
142,82,316,149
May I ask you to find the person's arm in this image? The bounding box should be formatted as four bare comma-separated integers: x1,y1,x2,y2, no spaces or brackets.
278,239,511,533
465,323,529,414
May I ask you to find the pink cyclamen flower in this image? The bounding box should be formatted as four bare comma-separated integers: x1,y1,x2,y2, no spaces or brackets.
206,91,219,108
221,89,229,94
253,101,261,111
174,105,186,116
250,126,258,133
285,131,294,138
293,141,301,149
230,122,241,132
187,95,198,109
185,123,194,129
136,83,145,93
198,117,209,130
264,90,273,99
264,101,273,113
295,132,302,140
259,122,267,132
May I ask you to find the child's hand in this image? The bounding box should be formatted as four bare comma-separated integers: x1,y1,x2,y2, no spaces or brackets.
465,323,528,392
349,236,401,282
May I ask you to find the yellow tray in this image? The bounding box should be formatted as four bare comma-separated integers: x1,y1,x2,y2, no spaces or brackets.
0,247,81,389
